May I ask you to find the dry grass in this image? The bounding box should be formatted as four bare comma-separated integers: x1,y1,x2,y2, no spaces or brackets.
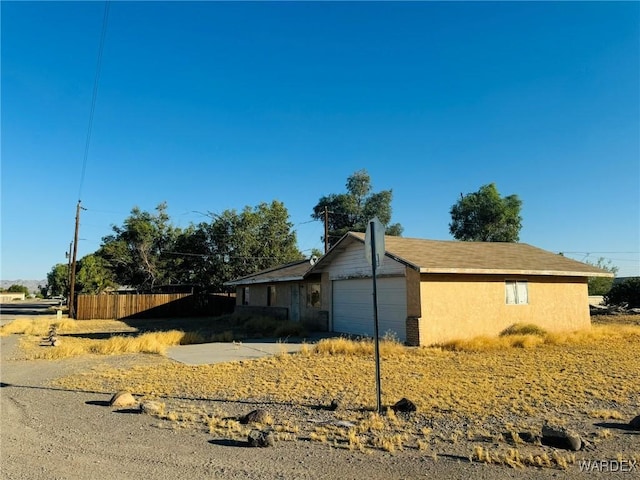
1,315,311,360
6,314,640,463
589,409,625,420
471,446,577,469
439,323,640,351
313,336,406,356
5,314,636,424
1,317,79,336
1,317,138,337
18,329,201,359
49,320,640,421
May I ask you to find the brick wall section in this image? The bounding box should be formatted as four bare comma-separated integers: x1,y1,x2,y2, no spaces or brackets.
405,317,422,346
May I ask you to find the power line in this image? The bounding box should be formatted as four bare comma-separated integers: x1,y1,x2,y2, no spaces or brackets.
78,1,110,201
69,2,110,318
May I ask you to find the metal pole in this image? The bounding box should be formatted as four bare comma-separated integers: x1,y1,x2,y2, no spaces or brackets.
68,201,82,319
370,221,382,413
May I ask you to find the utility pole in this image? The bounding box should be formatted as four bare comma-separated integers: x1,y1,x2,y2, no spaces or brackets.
68,201,84,319
323,206,329,254
66,241,73,298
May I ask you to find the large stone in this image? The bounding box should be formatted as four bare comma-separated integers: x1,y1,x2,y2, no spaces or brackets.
247,429,274,448
629,415,640,430
541,424,582,451
109,390,137,408
391,397,417,413
240,409,270,425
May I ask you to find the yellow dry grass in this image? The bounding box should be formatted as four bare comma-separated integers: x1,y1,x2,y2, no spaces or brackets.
7,314,640,460
19,330,199,359
471,446,577,469
0,317,135,337
1,317,211,359
52,322,640,422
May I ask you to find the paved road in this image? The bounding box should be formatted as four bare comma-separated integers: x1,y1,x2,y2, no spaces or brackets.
0,299,61,325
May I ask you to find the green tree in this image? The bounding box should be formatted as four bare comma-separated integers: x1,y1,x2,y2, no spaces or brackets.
188,200,303,290
605,277,640,308
311,169,403,248
98,202,180,291
449,183,522,242
76,253,116,294
46,264,69,297
5,284,29,296
586,257,618,295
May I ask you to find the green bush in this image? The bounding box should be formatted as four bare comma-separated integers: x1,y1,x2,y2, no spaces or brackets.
604,278,640,308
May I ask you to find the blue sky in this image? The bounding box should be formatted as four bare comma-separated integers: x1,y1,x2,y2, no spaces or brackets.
2,1,639,281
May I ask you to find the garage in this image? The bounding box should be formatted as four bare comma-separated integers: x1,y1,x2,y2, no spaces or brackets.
332,277,407,342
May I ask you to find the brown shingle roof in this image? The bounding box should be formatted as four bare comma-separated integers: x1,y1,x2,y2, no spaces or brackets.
223,259,313,286
347,232,612,277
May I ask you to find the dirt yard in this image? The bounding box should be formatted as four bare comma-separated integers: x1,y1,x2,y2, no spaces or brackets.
1,317,639,479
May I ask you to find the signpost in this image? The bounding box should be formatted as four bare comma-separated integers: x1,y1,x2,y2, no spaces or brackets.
365,217,385,413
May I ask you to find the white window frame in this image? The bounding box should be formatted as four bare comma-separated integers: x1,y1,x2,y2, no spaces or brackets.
505,280,528,305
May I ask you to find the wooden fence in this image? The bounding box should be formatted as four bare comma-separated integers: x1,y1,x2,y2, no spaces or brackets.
76,293,235,320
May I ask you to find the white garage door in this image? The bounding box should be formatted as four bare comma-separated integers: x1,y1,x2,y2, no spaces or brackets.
332,277,407,342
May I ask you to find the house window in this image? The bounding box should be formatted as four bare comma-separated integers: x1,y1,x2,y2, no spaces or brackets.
307,283,321,308
506,281,528,305
267,285,276,306
242,287,250,305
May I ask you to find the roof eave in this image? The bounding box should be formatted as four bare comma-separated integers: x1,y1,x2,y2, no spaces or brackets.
224,275,306,287
418,268,614,277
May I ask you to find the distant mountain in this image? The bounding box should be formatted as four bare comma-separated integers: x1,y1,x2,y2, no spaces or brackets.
1,280,47,294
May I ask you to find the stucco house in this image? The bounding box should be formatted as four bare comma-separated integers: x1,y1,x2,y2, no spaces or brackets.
224,232,612,346
225,258,328,331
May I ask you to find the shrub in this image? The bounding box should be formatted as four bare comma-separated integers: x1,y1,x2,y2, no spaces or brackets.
500,323,547,337
604,277,640,308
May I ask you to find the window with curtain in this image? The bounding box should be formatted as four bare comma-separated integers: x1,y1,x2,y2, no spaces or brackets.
505,280,528,305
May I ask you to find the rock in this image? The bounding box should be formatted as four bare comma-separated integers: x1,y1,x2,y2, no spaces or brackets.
109,390,137,408
240,409,270,425
247,429,274,447
329,399,341,411
391,397,417,413
629,415,640,430
140,401,164,416
50,337,60,347
541,424,582,451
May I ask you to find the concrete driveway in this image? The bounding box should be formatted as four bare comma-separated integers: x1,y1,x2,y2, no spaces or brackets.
166,334,334,366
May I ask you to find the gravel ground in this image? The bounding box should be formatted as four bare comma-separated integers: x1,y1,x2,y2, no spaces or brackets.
1,335,637,480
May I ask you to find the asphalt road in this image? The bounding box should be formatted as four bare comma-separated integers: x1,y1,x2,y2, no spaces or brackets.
0,299,61,325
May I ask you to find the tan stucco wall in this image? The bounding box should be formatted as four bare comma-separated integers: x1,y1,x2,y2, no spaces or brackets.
419,274,590,345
